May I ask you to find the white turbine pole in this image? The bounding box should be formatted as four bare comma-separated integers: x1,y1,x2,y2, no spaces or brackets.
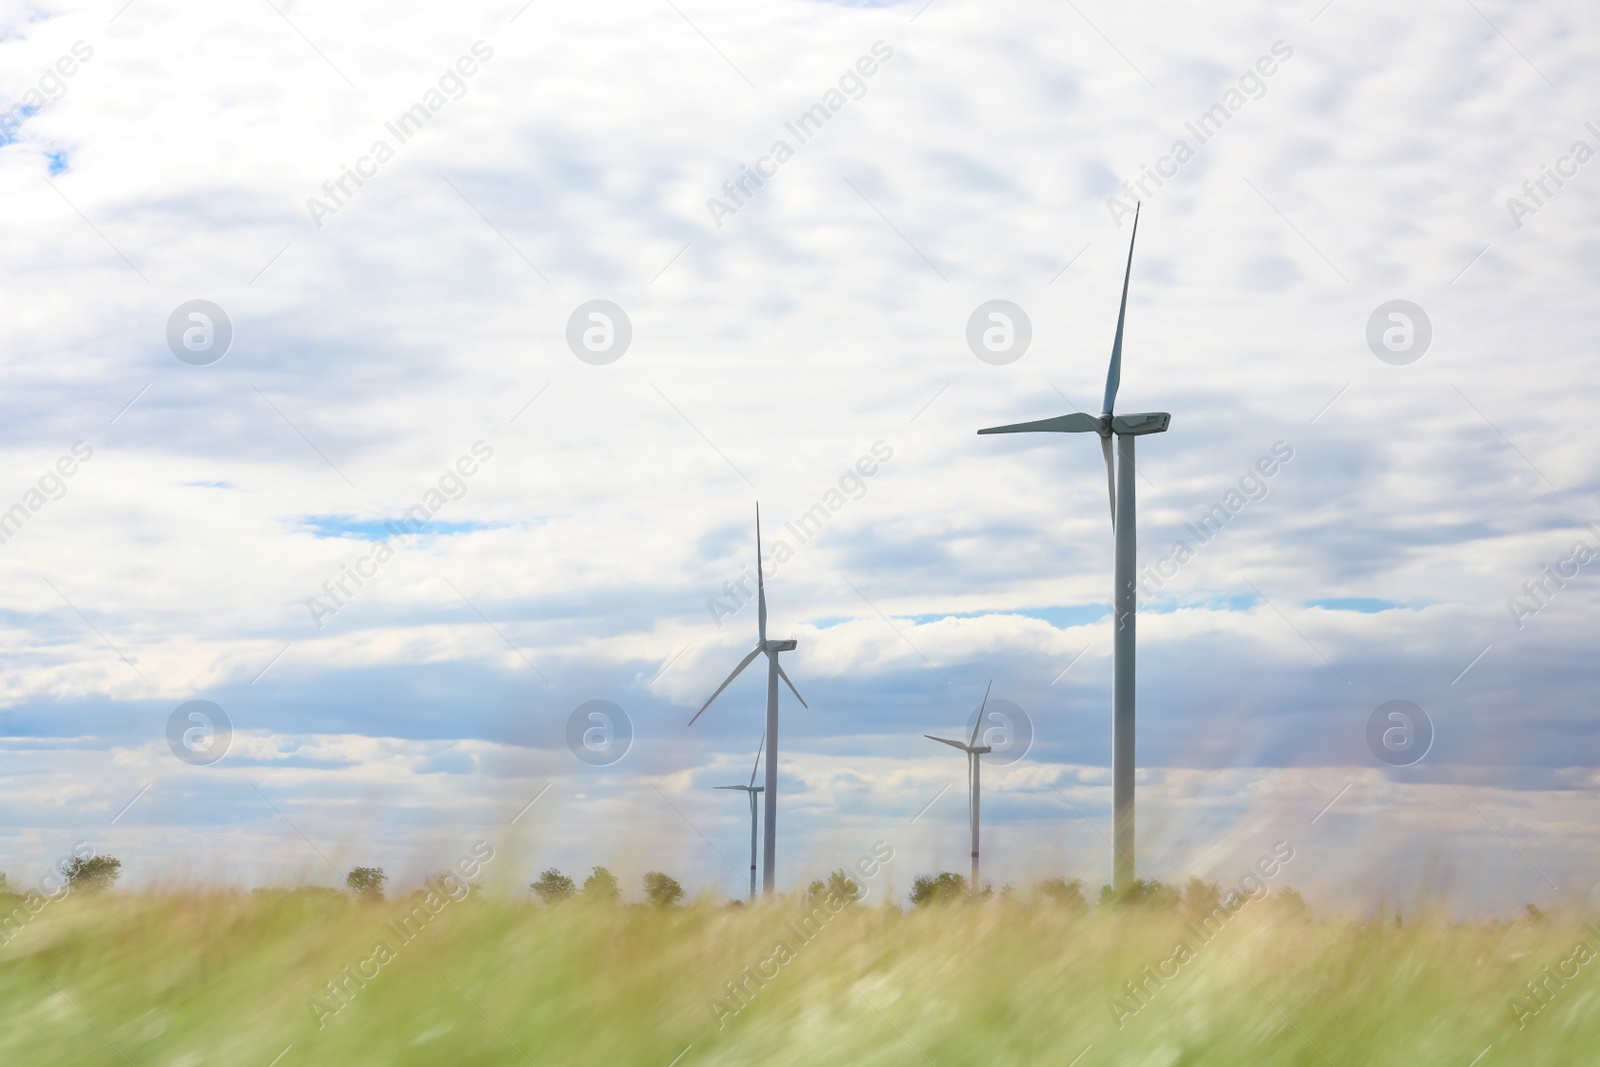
1113,431,1137,890
747,787,759,900
970,748,980,889
762,649,779,895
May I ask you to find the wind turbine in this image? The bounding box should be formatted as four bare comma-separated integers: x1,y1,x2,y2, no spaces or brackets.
714,733,765,902
976,203,1168,892
925,681,994,890
688,505,807,896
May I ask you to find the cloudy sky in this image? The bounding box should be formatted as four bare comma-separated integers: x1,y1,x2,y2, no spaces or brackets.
0,0,1595,915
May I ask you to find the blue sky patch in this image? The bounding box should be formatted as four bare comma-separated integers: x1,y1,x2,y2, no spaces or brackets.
301,516,494,540
1143,593,1259,614
904,606,1111,628
1307,598,1400,614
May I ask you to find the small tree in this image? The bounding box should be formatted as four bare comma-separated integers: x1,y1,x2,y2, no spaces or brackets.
64,855,121,894
0,873,12,897
642,871,684,907
531,868,576,904
425,872,472,902
1272,887,1308,917
582,866,620,904
805,869,863,907
909,872,967,907
346,866,386,899
1182,877,1222,919
1035,877,1086,910
1098,878,1179,909
827,869,863,904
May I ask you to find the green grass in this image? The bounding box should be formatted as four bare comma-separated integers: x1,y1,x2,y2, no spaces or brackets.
1,890,1596,1065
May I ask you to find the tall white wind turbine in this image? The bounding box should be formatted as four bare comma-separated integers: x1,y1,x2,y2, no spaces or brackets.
925,682,994,890
714,734,765,902
689,505,806,896
977,204,1168,892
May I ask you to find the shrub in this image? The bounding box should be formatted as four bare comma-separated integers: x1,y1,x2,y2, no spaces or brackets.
531,869,577,904
64,855,121,894
582,866,620,904
1183,877,1223,919
1272,886,1308,916
642,872,684,907
424,872,473,902
250,886,344,901
1097,879,1179,909
805,869,863,907
1035,877,1086,910
910,872,967,907
346,867,386,899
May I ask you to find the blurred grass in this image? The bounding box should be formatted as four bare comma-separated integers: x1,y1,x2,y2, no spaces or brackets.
1,890,1596,1065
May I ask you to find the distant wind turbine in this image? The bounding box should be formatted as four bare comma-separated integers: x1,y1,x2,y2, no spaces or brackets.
714,733,765,902
977,203,1169,892
925,681,994,889
689,505,807,896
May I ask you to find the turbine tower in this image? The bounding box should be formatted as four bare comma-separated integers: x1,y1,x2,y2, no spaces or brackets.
925,681,994,889
976,204,1168,892
714,733,765,902
689,505,806,896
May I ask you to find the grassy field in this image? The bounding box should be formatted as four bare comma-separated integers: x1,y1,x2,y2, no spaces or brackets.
1,887,1597,1066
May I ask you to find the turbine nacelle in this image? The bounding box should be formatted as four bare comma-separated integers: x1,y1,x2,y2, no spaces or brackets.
1111,412,1170,435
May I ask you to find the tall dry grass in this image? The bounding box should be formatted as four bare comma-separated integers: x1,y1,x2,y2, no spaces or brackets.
1,889,1596,1065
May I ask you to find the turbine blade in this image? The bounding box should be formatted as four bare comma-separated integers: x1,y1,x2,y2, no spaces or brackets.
687,646,762,726
969,680,992,748
714,785,750,790
749,729,765,788
755,503,767,645
976,413,1101,435
1101,433,1117,529
925,734,971,752
776,662,807,708
1101,202,1140,417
